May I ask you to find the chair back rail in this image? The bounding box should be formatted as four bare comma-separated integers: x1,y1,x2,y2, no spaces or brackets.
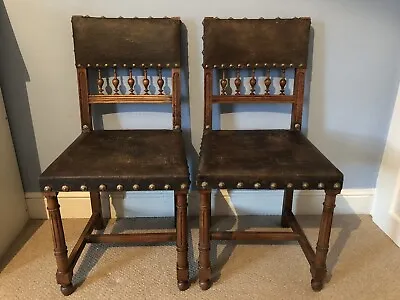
72,16,182,131
202,17,310,131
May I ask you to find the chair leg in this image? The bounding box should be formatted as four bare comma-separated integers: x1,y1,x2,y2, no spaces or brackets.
90,191,105,230
311,190,338,292
199,190,212,290
175,191,189,291
45,192,74,296
281,189,293,228
174,193,178,228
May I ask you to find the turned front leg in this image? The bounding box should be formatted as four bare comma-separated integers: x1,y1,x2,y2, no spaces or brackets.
199,190,211,290
311,190,339,291
45,192,74,296
175,191,189,291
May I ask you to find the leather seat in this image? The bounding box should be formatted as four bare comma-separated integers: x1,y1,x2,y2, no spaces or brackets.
197,130,342,190
40,130,189,192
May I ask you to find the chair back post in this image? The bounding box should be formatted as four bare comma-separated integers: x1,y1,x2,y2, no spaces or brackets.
202,17,311,131
72,16,182,131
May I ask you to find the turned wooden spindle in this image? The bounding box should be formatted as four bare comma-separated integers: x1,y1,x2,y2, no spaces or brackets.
234,69,241,95
157,68,164,95
112,67,119,95
264,68,271,95
280,67,287,95
128,68,135,95
220,69,227,95
250,68,256,95
143,68,150,95
97,69,104,95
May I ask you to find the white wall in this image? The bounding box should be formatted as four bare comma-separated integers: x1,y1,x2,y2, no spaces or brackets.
0,89,28,258
2,0,400,218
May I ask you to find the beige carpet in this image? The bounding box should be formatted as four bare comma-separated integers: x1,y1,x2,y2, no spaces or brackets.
0,215,399,300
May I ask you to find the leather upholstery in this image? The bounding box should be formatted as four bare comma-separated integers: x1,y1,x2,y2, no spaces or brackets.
203,17,311,67
72,16,181,67
40,130,189,192
197,130,343,190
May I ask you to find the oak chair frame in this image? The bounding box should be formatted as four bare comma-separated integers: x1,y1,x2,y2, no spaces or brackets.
197,17,343,292
40,16,189,295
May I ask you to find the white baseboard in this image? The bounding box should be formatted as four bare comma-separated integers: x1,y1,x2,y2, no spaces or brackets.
26,188,374,219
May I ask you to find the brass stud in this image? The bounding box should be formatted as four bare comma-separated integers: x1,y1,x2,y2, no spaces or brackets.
166,63,170,67
246,63,250,67
237,64,242,68
87,64,91,67
99,184,106,191
43,186,52,192
123,63,127,67
281,63,285,68
132,63,136,67
180,183,187,190
237,182,244,188
286,183,293,189
113,63,117,67
273,63,277,67
149,184,156,190
157,64,161,67
255,63,259,67
229,64,233,68
254,182,261,189
333,182,341,189
205,64,209,68
104,63,108,67
77,64,82,67
213,64,218,68
141,63,145,67
302,182,309,189
62,185,69,192
149,63,153,67
82,124,89,131
205,125,210,129
95,63,99,67
116,184,124,191
294,123,301,130
218,182,225,188
164,184,171,190
132,184,139,191
318,182,325,189
174,125,180,130
221,64,225,68
299,64,304,68
270,182,277,189
201,181,208,188
80,185,87,191
289,63,294,68
264,63,268,67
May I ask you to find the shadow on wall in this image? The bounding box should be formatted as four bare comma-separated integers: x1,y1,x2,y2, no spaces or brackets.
0,0,41,192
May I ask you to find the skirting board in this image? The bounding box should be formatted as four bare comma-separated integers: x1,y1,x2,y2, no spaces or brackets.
26,189,374,219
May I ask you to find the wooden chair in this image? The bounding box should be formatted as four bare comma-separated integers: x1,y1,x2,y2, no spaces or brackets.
39,16,190,295
197,17,344,291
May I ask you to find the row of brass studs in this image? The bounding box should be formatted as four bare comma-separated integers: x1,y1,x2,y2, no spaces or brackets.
78,63,179,68
97,67,165,95
200,181,341,189
83,16,175,19
43,183,188,192
204,63,304,69
221,67,287,96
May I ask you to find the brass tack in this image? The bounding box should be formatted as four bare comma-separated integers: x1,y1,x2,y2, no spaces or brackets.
318,182,325,189
221,64,225,68
201,181,208,188
294,123,301,130
272,63,277,67
287,183,293,189
123,63,127,67
174,125,180,130
99,184,106,191
141,63,145,67
246,63,250,67
164,184,171,190
180,183,187,190
237,64,242,68
157,64,161,67
82,124,89,131
255,63,259,67
289,63,294,68
213,64,217,68
333,182,341,189
149,63,153,67
95,63,99,67
44,186,52,192
77,64,81,67
132,63,136,67
254,182,261,189
204,64,209,68
116,184,124,191
62,185,69,192
87,64,91,67
229,64,233,68
113,63,117,67
218,182,225,188
166,63,170,67
80,185,87,191
264,63,268,67
302,182,309,189
237,182,244,188
205,125,210,129
270,182,277,189
299,64,304,68
281,64,285,68
104,63,108,67
149,184,156,190
175,63,178,67
132,184,139,191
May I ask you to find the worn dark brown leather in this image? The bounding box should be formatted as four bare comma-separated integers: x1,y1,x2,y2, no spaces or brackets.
40,130,189,192
203,17,311,67
197,130,343,190
72,16,181,67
